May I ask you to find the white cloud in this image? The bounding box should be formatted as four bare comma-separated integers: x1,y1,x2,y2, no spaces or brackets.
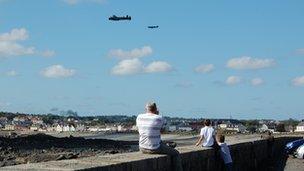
292,76,304,86
41,50,56,57
111,59,143,76
6,70,18,77
0,41,36,57
295,48,304,55
226,56,275,70
226,76,241,85
108,46,152,59
109,46,172,76
144,61,172,73
0,28,28,41
63,0,106,5
41,65,76,78
251,78,264,86
0,28,55,58
195,64,214,73
111,59,172,76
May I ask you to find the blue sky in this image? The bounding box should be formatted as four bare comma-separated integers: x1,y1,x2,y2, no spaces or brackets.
0,0,303,119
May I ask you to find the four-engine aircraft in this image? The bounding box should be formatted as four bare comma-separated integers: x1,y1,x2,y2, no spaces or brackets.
147,25,159,29
109,15,131,21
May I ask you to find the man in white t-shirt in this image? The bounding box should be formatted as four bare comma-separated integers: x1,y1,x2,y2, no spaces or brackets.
195,119,215,147
136,102,183,171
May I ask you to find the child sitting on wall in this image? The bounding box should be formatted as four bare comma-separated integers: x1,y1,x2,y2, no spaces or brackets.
216,133,233,171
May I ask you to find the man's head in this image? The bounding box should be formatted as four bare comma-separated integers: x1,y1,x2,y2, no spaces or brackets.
204,119,211,126
145,102,158,114
216,133,225,143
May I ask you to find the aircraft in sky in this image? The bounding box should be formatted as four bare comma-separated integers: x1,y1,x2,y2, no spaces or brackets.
109,15,131,21
148,25,159,29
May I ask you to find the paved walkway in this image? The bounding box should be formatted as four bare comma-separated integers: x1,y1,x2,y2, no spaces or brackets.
284,157,304,171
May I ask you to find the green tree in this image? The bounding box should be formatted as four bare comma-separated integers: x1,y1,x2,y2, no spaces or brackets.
275,123,286,132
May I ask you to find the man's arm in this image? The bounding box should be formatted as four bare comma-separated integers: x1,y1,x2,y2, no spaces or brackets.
160,115,166,134
195,135,204,146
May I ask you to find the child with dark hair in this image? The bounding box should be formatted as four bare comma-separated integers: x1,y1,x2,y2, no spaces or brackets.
195,119,215,147
216,134,233,171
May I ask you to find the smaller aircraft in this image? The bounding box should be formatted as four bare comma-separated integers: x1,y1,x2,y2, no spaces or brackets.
148,25,159,29
109,15,131,21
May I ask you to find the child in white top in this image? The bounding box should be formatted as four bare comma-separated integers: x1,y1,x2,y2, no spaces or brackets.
195,119,215,147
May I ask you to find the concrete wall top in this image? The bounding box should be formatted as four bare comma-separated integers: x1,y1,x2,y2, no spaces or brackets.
1,135,302,171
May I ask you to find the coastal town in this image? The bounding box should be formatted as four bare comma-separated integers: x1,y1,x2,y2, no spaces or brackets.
0,112,303,135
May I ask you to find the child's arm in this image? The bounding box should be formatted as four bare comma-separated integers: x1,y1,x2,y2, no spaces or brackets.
195,135,204,146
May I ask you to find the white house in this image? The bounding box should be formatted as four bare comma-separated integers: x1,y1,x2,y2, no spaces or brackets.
30,125,39,131
259,124,268,132
106,125,118,132
118,125,128,132
177,123,193,132
70,125,76,132
178,126,192,131
38,127,47,132
13,116,28,122
295,122,304,132
63,125,69,132
219,122,246,133
131,125,137,131
168,125,178,132
98,127,111,132
76,124,86,132
4,124,15,131
218,123,228,129
88,126,109,132
56,125,63,132
63,125,76,132
88,126,99,132
259,123,275,133
47,125,56,132
30,117,44,125
234,124,246,133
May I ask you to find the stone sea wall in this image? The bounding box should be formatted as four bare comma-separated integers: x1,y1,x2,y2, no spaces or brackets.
2,136,301,171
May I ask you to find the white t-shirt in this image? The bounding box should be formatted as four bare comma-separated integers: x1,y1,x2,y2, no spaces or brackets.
218,142,233,164
200,126,215,147
136,113,166,150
